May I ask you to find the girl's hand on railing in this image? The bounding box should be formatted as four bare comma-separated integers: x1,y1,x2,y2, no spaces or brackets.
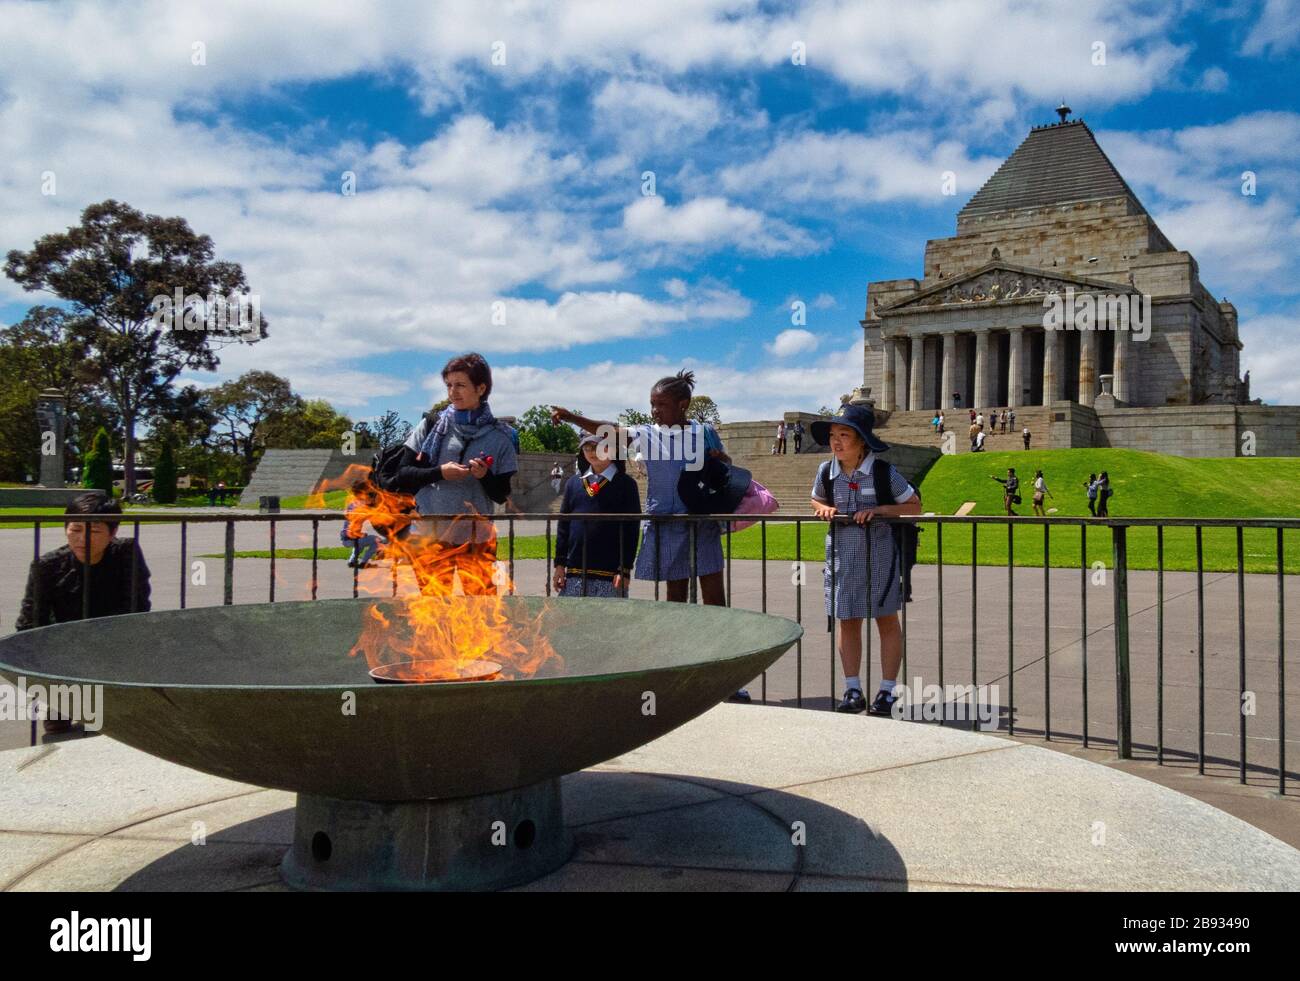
812,500,837,521
853,509,874,525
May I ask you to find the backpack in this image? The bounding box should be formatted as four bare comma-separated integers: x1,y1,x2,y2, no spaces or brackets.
819,460,921,603
370,441,408,492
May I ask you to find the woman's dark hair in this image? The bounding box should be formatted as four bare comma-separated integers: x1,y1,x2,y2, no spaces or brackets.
442,352,492,400
652,369,695,404
1088,472,1096,481
1100,471,1109,481
1035,469,1043,478
64,492,122,532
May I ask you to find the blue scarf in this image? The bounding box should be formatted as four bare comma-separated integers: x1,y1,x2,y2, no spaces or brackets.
417,400,500,464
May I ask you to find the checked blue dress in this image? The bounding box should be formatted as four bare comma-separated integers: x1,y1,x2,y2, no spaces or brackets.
812,454,915,620
630,422,725,583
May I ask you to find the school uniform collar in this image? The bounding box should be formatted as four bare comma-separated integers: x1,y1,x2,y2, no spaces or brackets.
827,452,875,480
584,464,618,482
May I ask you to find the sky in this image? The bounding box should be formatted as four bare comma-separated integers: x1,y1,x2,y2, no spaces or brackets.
1,0,1298,431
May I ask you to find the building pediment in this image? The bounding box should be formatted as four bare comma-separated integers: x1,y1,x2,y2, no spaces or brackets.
879,262,1132,313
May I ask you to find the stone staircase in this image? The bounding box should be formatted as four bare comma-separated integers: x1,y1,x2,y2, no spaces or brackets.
873,407,1057,454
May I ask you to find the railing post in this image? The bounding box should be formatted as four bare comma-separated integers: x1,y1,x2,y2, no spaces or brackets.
224,519,235,606
1111,523,1132,759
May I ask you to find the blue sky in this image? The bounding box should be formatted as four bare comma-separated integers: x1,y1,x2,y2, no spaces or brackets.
2,0,1298,429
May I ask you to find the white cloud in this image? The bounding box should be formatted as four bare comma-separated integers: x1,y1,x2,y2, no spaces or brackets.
592,79,724,152
484,339,864,422
1197,67,1230,92
812,293,838,309
622,195,821,256
767,329,819,357
1241,0,1300,56
719,129,1003,206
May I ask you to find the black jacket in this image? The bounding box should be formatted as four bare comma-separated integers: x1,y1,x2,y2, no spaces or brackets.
391,445,514,504
16,539,152,630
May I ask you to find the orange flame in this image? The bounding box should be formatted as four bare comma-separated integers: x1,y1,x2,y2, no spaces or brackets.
310,463,561,682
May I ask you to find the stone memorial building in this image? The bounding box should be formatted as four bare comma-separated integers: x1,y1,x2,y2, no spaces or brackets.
862,107,1247,414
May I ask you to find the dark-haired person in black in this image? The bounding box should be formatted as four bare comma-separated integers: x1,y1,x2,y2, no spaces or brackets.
15,493,151,733
553,433,641,597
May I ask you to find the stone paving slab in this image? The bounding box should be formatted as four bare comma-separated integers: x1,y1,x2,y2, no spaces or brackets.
2,705,1296,892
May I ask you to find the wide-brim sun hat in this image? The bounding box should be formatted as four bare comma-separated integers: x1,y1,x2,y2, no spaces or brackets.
810,403,889,453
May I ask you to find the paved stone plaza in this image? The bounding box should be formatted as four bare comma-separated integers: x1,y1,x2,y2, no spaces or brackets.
3,705,1298,891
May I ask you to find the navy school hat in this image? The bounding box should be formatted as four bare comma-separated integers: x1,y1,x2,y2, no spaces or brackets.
810,403,889,453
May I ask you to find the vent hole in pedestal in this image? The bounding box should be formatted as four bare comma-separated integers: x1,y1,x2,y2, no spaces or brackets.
312,831,333,862
514,820,536,850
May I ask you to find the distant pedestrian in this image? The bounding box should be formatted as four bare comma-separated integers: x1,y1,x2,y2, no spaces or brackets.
550,462,565,494
976,411,984,431
937,411,945,435
1084,472,1098,516
341,480,381,569
1022,426,1031,450
1096,471,1112,517
969,408,976,424
1000,410,1009,433
974,429,987,452
931,413,940,434
792,421,805,454
991,467,1019,515
1032,470,1053,516
968,421,979,451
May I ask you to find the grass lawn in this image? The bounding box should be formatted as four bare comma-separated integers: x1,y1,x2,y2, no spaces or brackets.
200,449,1300,573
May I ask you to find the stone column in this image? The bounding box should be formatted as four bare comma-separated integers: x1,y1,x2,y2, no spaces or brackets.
880,337,896,411
1043,329,1059,405
35,390,67,488
973,329,990,408
940,332,954,411
1007,327,1024,408
908,334,925,411
1113,328,1130,404
1079,329,1098,407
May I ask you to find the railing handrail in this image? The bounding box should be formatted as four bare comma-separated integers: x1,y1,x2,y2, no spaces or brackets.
4,511,1299,529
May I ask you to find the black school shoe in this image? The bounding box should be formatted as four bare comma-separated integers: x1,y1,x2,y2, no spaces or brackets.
867,689,899,717
836,688,866,713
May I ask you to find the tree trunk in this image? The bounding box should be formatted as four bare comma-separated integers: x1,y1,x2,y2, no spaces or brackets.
123,412,137,496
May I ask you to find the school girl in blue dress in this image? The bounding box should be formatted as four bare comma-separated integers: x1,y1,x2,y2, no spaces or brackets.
810,404,922,717
551,370,750,701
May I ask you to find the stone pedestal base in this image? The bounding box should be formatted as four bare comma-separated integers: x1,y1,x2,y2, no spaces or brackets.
281,779,571,892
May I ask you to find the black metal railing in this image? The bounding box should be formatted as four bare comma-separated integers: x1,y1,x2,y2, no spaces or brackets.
1,509,1293,796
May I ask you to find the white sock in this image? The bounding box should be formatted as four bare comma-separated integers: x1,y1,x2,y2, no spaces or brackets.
880,678,897,693
845,675,862,694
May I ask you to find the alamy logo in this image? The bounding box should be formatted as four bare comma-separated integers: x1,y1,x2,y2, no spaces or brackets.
1042,288,1150,341
49,911,151,961
148,287,260,333
0,677,103,730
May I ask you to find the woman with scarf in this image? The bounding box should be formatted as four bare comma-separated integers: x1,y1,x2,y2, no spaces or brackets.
392,353,518,594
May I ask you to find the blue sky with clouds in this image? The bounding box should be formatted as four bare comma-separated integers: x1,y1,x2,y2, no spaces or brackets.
2,0,1298,430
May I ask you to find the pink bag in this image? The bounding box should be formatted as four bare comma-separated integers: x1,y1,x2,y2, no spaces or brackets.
727,479,779,533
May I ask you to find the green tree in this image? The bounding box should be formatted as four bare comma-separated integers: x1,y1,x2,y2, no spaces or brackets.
264,398,354,450
517,404,580,453
82,427,113,493
618,408,651,426
4,200,267,494
687,395,721,426
209,371,302,478
152,440,177,503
